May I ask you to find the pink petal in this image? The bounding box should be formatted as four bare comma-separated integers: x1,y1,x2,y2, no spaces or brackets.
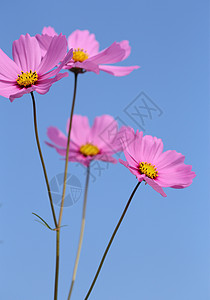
35,34,54,57
95,153,118,164
105,126,134,154
119,158,129,168
42,26,58,36
61,150,92,167
88,42,125,65
34,72,68,95
137,135,164,164
99,65,140,76
38,72,68,84
68,151,118,166
66,115,91,145
144,177,167,197
39,49,73,80
12,34,42,72
9,86,35,102
156,150,185,170
125,133,163,165
68,154,91,167
117,40,131,60
89,115,118,149
38,72,69,85
0,49,20,80
46,140,78,154
36,27,58,58
117,126,136,151
34,84,51,95
46,142,80,167
123,148,139,168
67,29,99,56
64,60,100,74
119,158,141,178
75,60,100,74
47,127,68,147
122,129,143,163
37,34,68,75
46,143,66,157
0,81,21,101
156,164,196,188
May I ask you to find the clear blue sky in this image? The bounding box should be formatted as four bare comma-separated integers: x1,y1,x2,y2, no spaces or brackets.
0,1,209,300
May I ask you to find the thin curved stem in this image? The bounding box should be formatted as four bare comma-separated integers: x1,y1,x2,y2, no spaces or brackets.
30,92,57,228
58,72,78,227
84,181,141,300
67,166,90,300
54,72,78,300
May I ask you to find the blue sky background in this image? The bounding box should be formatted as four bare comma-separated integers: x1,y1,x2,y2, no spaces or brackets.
0,0,209,300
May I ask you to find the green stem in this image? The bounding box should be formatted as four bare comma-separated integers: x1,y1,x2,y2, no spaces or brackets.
84,181,141,300
67,166,90,300
54,72,78,300
30,92,57,228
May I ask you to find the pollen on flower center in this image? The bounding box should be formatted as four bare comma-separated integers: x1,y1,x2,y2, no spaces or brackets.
139,162,158,179
80,143,100,156
73,48,89,62
16,70,38,88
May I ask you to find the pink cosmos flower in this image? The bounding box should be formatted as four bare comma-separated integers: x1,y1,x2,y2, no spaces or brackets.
46,115,123,167
36,26,139,76
119,128,196,197
0,33,73,102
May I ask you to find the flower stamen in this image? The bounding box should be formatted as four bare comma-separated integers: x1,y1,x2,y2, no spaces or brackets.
139,162,158,179
80,143,100,156
73,48,89,62
16,70,38,88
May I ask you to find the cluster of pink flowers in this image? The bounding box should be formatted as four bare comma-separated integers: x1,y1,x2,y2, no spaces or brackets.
0,26,195,196
0,26,196,300
0,27,139,101
46,116,195,197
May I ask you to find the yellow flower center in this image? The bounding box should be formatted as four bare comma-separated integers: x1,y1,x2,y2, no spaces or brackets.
139,162,158,179
16,70,38,88
73,48,89,62
80,143,100,156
